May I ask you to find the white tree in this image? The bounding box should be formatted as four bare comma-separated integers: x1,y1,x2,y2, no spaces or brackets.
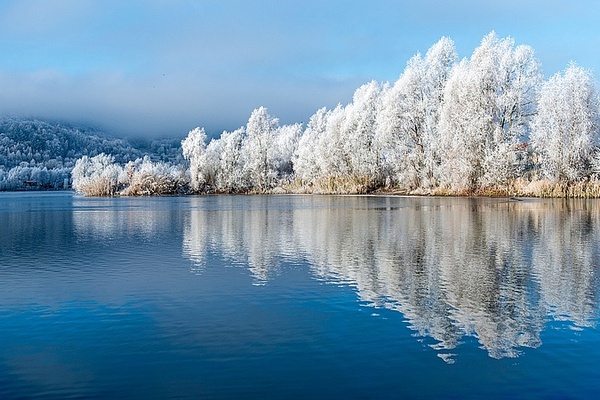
321,104,350,179
273,123,303,179
181,127,208,192
482,40,541,185
71,153,123,196
216,128,245,191
438,32,542,190
120,156,188,196
342,80,384,183
376,36,457,189
293,104,349,187
240,107,279,191
531,63,600,182
294,107,330,183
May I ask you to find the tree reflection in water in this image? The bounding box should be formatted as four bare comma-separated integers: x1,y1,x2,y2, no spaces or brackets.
182,195,600,361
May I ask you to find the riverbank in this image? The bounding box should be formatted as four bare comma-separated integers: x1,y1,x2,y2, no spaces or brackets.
53,164,600,199
279,177,600,199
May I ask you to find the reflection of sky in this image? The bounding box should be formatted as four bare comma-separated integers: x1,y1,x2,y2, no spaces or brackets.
1,301,159,398
1,193,600,398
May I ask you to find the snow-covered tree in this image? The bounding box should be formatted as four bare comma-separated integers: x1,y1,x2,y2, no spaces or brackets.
72,153,123,196
294,107,330,183
273,123,303,179
342,80,384,183
181,127,208,192
240,107,279,191
180,107,299,193
320,104,349,179
215,128,245,191
119,156,188,196
438,32,542,190
531,63,600,182
72,154,188,196
376,36,457,189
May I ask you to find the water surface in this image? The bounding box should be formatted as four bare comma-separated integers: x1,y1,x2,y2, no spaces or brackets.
1,192,599,399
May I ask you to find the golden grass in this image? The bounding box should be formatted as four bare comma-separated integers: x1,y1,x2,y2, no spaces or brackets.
518,178,600,198
76,177,120,197
284,176,381,194
119,174,187,196
77,173,600,199
389,178,600,198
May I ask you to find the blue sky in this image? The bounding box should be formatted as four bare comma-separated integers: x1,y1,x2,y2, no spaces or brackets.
0,0,599,138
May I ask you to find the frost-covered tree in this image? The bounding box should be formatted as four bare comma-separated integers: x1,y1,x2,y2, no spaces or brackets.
420,36,459,187
180,107,298,193
294,107,330,183
72,154,188,196
438,32,542,190
483,40,541,184
201,138,222,189
181,127,208,192
240,107,279,191
342,80,384,183
119,156,188,196
376,37,457,189
273,123,303,179
320,104,349,179
531,63,600,182
215,128,245,191
72,153,123,196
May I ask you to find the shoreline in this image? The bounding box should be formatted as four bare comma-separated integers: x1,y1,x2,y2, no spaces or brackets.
8,178,600,199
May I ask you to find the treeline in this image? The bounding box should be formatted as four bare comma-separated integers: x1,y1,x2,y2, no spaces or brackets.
74,32,600,197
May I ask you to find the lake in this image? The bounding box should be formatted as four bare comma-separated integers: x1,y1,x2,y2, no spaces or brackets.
1,192,599,399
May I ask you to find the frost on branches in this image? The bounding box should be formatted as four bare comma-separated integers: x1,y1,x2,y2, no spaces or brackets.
181,127,208,192
72,154,187,196
437,33,542,191
531,63,600,183
74,32,600,197
178,106,302,194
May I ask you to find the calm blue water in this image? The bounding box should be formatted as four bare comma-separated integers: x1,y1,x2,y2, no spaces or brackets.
1,192,599,399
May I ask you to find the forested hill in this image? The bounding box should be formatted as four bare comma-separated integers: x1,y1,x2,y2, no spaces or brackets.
0,117,144,170
0,116,183,190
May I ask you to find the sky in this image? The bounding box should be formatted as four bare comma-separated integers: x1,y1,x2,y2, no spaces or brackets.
0,0,599,138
